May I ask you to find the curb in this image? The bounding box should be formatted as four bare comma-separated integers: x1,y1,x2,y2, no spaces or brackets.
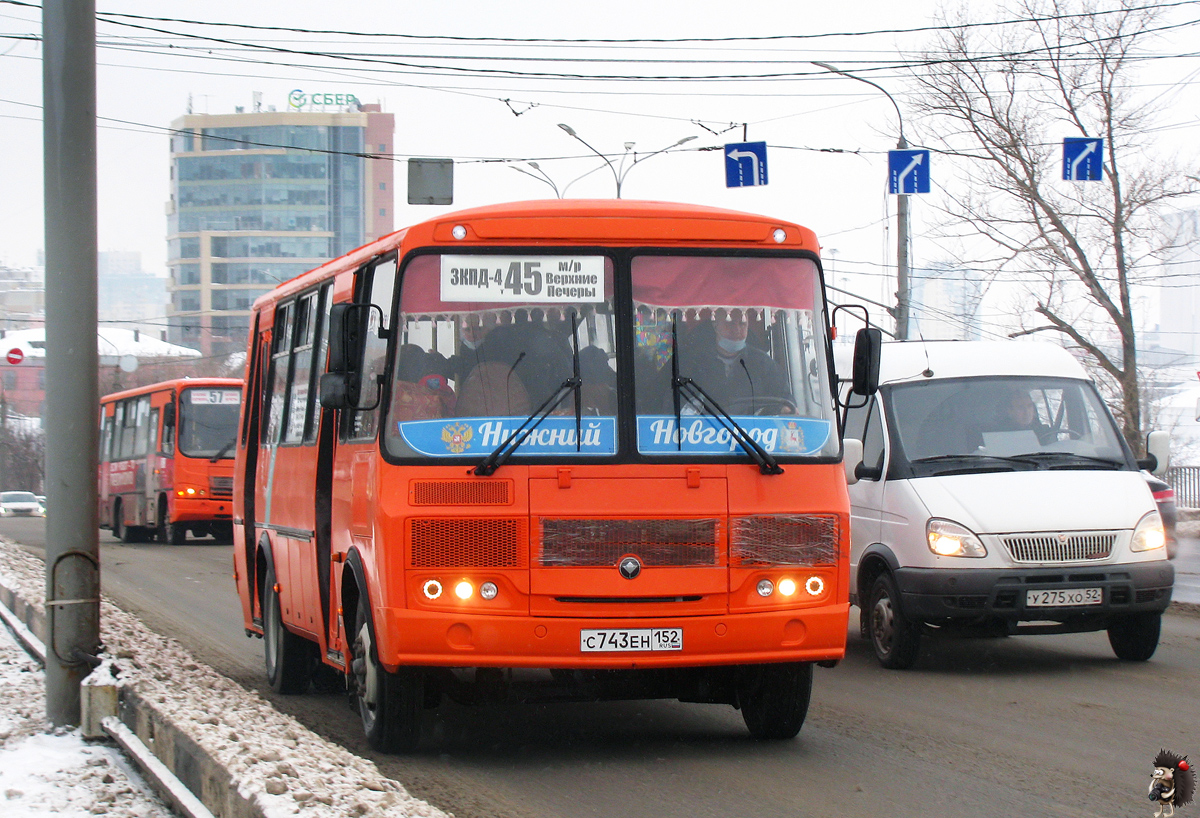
0,581,268,818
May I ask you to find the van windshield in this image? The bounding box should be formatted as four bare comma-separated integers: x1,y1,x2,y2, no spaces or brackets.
886,376,1131,476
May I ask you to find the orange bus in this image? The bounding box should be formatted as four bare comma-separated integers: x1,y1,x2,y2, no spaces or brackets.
100,378,243,544
233,200,867,751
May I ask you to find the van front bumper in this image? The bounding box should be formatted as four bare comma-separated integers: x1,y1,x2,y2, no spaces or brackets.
894,561,1174,623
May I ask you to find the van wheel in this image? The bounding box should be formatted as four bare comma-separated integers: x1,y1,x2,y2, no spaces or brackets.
1107,612,1161,661
737,662,813,740
868,573,921,669
263,565,313,694
352,597,422,752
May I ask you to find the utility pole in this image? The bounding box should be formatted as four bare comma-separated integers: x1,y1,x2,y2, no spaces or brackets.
812,62,911,340
43,0,101,727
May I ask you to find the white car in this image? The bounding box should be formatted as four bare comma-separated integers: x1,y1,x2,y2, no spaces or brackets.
0,491,45,518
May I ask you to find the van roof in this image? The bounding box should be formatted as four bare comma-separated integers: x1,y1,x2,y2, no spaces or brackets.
838,339,1089,384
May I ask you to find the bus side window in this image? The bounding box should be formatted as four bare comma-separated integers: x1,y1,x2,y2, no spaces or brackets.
305,283,333,445
133,397,151,458
149,408,160,455
347,256,397,442
264,303,295,446
161,404,175,456
285,292,319,445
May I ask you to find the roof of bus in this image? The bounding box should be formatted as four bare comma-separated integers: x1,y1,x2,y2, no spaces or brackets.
254,199,822,309
834,339,1089,386
100,377,243,404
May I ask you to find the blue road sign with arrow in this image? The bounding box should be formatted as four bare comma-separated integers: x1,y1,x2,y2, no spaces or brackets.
1062,137,1103,181
725,141,768,188
888,149,930,194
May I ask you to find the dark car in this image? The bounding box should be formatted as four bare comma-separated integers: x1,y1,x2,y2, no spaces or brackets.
1145,474,1178,560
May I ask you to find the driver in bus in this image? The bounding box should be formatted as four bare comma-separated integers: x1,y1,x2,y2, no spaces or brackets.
681,309,793,414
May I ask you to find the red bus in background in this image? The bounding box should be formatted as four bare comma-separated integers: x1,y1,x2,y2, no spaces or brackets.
99,378,243,544
234,199,869,752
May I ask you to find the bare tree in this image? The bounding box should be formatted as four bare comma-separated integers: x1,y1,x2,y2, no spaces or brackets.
908,0,1200,453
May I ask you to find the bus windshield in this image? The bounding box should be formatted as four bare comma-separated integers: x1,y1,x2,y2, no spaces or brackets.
632,255,837,458
178,387,242,459
383,251,836,461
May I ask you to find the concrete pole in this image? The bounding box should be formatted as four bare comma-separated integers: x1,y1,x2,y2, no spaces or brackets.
895,134,911,341
43,0,101,727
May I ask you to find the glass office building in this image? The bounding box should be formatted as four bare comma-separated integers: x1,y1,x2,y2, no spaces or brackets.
167,105,395,355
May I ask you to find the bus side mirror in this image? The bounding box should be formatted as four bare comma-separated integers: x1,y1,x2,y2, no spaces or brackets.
163,403,175,428
1139,430,1170,476
851,328,881,396
326,302,363,374
319,372,357,409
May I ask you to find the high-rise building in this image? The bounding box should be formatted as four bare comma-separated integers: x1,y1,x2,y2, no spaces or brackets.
166,103,395,356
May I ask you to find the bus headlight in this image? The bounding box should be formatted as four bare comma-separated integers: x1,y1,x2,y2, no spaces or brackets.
804,576,825,596
1131,512,1166,552
777,578,797,596
454,580,474,600
422,579,443,600
926,518,987,558
756,579,774,597
480,582,498,600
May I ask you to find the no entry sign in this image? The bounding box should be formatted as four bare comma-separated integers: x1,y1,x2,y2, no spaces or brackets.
6,348,24,365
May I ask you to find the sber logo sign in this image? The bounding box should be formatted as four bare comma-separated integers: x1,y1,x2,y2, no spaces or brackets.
288,90,360,110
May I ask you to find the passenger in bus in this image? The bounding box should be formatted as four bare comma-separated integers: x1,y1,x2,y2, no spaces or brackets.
453,312,572,418
392,344,455,421
680,309,792,414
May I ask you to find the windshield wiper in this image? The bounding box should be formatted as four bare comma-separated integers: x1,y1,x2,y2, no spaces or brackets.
910,454,1039,471
668,313,782,476
210,437,237,462
474,315,583,477
1010,452,1125,469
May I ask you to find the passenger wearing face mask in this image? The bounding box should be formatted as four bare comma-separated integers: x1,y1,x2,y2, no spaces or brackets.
678,309,792,414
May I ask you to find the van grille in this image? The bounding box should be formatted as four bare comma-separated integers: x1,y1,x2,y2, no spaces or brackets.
409,518,526,567
209,476,233,498
1001,532,1116,563
538,518,720,567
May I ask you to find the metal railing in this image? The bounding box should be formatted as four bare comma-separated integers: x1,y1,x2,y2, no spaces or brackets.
1166,466,1200,509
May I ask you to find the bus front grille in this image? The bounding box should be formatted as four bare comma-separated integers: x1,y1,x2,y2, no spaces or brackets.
538,518,720,567
730,514,840,566
409,517,526,568
410,479,512,506
209,476,233,498
1001,531,1116,563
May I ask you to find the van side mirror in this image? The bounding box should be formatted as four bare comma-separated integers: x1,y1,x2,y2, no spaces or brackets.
162,403,175,428
1139,430,1170,476
851,327,881,396
844,438,863,485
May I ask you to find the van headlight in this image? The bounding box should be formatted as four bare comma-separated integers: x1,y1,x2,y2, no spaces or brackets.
1130,511,1166,552
926,518,987,558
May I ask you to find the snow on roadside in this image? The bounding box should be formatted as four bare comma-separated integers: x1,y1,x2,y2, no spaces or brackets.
0,603,174,817
0,537,451,818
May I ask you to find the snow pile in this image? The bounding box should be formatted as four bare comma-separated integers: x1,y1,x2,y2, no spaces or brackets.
0,537,451,818
0,611,173,817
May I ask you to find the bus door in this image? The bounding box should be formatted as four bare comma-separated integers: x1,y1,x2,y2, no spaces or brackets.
330,255,397,620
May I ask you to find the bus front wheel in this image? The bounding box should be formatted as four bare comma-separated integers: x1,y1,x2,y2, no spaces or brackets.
263,565,313,694
736,661,813,740
157,498,187,545
352,597,422,753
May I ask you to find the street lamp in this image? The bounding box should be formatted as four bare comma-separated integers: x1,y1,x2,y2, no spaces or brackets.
507,160,610,199
557,123,697,198
812,61,912,340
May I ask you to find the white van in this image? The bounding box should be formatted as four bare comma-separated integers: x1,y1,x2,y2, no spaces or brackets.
839,339,1174,668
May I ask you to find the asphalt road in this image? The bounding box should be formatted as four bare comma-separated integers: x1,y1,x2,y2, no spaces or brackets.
4,515,1199,818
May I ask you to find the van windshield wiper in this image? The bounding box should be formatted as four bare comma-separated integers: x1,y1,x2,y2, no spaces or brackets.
474,314,582,477
669,313,783,476
909,454,1039,473
1010,452,1125,470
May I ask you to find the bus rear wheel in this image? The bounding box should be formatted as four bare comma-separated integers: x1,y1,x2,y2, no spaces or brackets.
113,501,148,543
737,662,813,740
263,565,313,694
352,597,422,753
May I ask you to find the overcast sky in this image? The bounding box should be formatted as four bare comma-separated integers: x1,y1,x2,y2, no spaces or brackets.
2,0,1198,335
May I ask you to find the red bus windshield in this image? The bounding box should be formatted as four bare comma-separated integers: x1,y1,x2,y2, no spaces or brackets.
178,386,242,460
